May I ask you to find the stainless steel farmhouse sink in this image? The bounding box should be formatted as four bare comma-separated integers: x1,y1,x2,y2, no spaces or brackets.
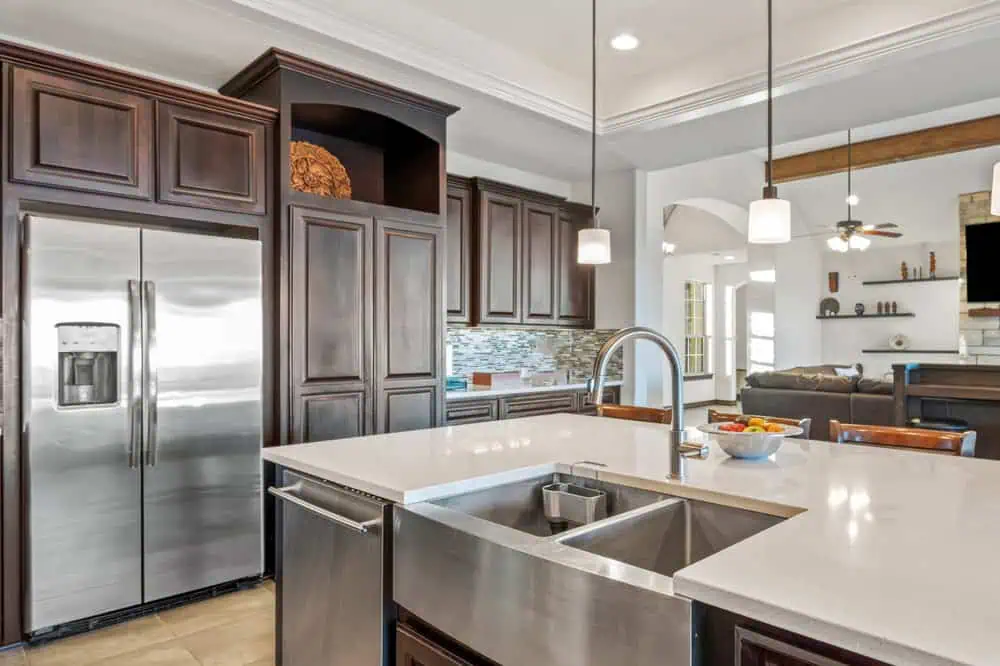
395,474,785,666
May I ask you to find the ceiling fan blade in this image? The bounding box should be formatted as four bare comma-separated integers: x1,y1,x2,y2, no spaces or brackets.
875,223,900,229
862,230,903,238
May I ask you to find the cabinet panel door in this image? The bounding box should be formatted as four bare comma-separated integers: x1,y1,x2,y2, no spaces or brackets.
379,386,439,434
477,191,521,324
557,212,594,327
736,627,856,666
11,67,153,199
500,392,577,420
157,103,267,214
445,399,500,425
291,208,373,387
522,201,558,323
446,181,472,324
295,391,369,443
397,625,473,666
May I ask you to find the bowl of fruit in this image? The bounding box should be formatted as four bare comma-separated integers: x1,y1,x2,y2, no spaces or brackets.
696,417,803,459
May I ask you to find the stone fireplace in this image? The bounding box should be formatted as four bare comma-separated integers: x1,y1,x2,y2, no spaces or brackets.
958,192,1000,364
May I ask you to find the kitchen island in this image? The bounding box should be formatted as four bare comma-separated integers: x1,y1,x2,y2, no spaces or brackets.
263,413,1000,666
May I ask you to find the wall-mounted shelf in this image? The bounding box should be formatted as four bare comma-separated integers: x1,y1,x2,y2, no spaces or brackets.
968,307,1000,318
862,349,960,354
817,313,915,320
862,276,960,286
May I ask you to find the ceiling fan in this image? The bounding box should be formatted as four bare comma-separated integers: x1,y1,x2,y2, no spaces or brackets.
799,129,904,251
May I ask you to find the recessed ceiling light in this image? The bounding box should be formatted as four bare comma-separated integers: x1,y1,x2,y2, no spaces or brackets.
724,255,736,261
610,33,639,51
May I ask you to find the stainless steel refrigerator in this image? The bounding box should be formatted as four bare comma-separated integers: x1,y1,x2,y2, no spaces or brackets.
23,214,263,633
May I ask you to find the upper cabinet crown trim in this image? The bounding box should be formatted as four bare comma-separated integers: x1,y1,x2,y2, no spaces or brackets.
220,48,459,118
0,40,278,123
471,178,565,206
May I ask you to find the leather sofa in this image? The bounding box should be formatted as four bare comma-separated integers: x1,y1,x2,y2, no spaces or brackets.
741,365,894,441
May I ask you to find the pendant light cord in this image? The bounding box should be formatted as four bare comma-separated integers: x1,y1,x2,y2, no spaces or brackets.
765,0,773,193
591,0,598,227
847,129,853,222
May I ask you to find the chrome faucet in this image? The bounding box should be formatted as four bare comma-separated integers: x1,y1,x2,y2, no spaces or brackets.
589,326,705,481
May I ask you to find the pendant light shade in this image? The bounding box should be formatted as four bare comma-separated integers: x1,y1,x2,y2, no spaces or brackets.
749,0,791,245
992,162,1000,216
826,236,849,253
578,228,612,264
577,0,611,264
748,197,791,244
848,234,871,251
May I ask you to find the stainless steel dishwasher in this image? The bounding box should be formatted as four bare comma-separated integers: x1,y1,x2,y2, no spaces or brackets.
270,470,392,666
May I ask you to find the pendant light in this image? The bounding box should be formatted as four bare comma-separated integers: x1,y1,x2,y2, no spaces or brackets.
748,0,791,244
992,161,1000,216
578,0,611,264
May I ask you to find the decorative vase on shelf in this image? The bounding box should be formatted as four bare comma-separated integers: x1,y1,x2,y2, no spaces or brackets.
891,301,898,314
889,334,911,351
929,251,937,278
900,261,909,280
918,266,923,280
855,303,865,316
877,302,884,315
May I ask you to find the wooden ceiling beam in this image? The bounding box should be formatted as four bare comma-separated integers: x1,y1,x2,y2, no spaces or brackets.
770,114,1000,184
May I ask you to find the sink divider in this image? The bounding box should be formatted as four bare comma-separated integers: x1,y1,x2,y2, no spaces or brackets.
551,496,686,543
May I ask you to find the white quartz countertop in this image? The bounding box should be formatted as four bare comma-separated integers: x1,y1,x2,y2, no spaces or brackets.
262,414,1000,666
445,379,621,401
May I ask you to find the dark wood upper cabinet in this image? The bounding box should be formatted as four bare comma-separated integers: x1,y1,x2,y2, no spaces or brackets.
446,176,472,324
522,200,559,323
295,391,368,443
476,190,522,324
557,204,595,327
157,102,267,214
375,218,444,432
291,207,373,387
11,66,153,199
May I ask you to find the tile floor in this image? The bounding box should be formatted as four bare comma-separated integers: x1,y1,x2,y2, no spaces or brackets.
0,582,275,666
0,402,737,666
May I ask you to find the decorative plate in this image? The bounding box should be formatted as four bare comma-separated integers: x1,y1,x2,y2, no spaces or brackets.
290,141,352,199
819,297,840,316
889,333,910,351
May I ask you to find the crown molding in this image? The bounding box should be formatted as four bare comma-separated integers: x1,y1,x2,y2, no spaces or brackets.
224,0,1000,135
604,2,1000,133
226,0,592,129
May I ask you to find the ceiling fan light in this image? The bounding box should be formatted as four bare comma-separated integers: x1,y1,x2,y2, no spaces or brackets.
578,228,611,264
849,234,871,251
992,162,1000,216
748,197,791,244
846,193,860,206
827,236,849,253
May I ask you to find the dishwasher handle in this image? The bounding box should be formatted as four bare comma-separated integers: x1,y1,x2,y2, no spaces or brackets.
269,484,382,535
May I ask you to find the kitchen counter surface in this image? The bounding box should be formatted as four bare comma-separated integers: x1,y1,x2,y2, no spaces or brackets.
445,379,621,401
262,414,1000,666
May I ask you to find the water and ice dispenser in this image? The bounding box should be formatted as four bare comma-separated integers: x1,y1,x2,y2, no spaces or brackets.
56,323,119,407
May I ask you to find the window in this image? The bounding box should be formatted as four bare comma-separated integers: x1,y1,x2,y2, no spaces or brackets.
749,310,775,373
684,281,713,376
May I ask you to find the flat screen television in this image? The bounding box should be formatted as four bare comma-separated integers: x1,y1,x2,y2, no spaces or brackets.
966,221,1000,303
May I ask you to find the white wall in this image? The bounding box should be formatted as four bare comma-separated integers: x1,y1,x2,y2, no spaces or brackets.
821,242,961,377
774,238,825,370
714,262,750,401
447,151,572,198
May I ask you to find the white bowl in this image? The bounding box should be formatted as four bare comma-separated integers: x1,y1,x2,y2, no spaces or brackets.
696,422,803,459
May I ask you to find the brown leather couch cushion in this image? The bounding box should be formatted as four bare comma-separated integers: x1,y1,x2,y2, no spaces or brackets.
747,371,856,393
850,393,895,428
857,378,893,395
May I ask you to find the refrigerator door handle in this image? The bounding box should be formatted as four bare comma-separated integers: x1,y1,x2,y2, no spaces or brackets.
127,279,142,469
142,280,159,466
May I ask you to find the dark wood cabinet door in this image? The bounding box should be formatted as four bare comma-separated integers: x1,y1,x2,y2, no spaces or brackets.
446,179,472,324
522,201,559,324
157,102,267,214
557,210,594,327
290,207,373,441
11,67,153,199
375,219,444,432
445,398,500,425
397,626,474,666
500,392,578,420
736,627,859,666
477,191,522,324
294,391,369,443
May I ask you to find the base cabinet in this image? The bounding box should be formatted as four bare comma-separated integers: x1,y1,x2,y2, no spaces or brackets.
445,386,619,425
397,626,475,666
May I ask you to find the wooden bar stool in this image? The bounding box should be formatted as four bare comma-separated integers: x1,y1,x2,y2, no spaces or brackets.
597,405,672,424
708,409,812,439
829,420,976,457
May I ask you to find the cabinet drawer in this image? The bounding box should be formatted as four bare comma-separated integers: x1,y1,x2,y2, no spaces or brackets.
500,392,577,419
446,399,499,425
11,67,153,199
157,102,267,214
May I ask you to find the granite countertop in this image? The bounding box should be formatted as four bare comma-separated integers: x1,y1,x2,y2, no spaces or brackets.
263,414,1000,666
446,379,622,401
